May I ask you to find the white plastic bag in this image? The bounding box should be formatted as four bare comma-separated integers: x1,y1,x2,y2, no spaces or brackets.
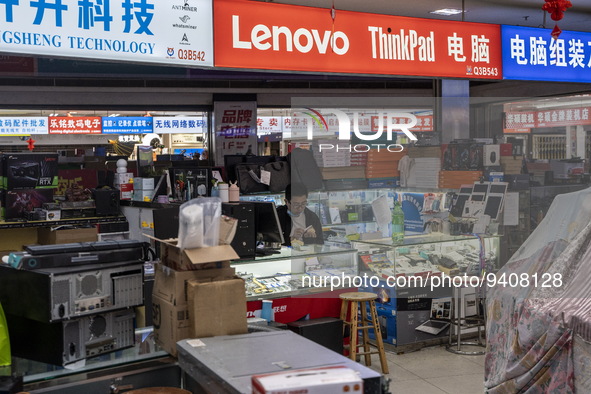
177,197,222,250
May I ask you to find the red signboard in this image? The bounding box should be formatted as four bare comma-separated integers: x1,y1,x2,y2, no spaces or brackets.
505,107,591,131
48,117,102,134
214,0,502,79
536,107,591,128
0,56,35,74
246,289,351,324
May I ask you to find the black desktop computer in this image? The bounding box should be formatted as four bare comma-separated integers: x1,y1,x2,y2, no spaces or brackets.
222,202,256,258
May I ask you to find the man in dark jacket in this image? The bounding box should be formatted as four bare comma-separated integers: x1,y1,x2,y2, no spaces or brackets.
276,183,324,246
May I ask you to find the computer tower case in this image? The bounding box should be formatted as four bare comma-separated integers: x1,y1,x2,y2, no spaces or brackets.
7,309,135,366
288,317,344,354
221,202,256,258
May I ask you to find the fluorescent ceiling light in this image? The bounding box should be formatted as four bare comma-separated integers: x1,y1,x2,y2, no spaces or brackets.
430,8,464,16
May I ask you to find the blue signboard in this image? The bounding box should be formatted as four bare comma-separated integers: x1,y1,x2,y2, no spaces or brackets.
502,25,591,82
102,117,153,134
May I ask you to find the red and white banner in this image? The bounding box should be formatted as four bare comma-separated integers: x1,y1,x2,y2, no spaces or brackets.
505,107,591,131
214,0,502,79
48,116,102,134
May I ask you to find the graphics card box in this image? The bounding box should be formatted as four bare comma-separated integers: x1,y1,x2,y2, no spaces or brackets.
5,188,54,220
359,280,397,344
3,153,58,190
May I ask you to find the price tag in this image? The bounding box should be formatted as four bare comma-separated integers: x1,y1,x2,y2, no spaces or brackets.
260,169,271,185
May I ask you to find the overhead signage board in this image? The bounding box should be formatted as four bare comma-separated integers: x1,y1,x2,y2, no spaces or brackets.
214,101,258,165
214,0,502,79
505,108,591,129
257,116,283,142
502,25,591,82
153,116,207,134
102,117,153,134
48,116,102,134
0,0,213,67
0,117,48,135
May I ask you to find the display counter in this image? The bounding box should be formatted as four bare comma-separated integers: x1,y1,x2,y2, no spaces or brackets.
352,233,500,279
232,244,357,301
349,234,500,347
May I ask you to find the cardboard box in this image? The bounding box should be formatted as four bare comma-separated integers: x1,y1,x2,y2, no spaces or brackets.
320,166,365,180
133,177,155,190
152,294,190,357
114,172,133,186
407,146,442,158
252,366,363,394
119,183,133,200
155,237,239,271
0,227,37,250
500,143,513,156
3,153,58,190
5,189,54,220
368,177,400,188
42,209,61,221
483,145,501,166
38,226,97,245
132,190,153,202
187,277,248,338
153,263,236,306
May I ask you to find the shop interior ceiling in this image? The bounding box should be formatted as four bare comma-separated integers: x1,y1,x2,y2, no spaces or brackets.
267,0,591,33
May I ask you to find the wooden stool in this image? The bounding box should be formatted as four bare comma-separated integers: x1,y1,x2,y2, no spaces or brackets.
339,292,389,374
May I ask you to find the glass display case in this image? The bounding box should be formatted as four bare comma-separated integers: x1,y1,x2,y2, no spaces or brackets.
352,234,500,279
350,234,500,347
231,245,358,301
308,189,396,245
240,188,451,246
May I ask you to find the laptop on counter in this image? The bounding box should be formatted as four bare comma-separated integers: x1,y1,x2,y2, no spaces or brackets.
415,297,451,335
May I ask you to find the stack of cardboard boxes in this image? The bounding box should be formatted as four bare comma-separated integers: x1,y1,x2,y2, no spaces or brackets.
151,238,247,356
365,150,404,188
114,172,133,200
408,147,442,189
438,170,483,189
1,153,59,221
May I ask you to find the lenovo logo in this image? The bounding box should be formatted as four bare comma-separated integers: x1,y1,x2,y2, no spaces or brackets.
232,15,349,55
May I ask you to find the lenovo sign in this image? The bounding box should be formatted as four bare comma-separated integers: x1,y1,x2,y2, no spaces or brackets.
215,0,502,79
232,16,349,55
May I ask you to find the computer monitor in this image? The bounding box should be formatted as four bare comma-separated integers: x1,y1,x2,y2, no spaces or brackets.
252,201,284,247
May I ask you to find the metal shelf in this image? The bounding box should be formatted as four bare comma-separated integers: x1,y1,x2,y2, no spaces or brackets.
0,215,126,229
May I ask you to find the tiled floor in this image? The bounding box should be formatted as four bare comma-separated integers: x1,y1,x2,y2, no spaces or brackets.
367,345,487,393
